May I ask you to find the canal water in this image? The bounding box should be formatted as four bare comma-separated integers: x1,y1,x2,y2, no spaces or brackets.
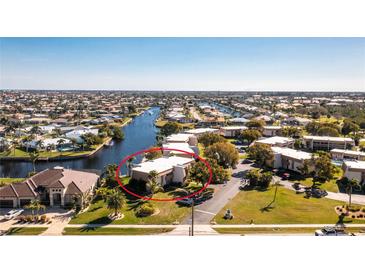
0,107,160,178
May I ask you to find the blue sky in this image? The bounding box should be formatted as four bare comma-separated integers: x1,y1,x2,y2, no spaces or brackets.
0,38,364,91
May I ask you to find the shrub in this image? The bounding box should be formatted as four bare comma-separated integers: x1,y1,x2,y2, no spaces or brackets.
135,203,156,217
40,215,47,223
25,215,33,223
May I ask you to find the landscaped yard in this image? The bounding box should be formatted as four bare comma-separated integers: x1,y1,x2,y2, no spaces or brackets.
5,227,47,235
69,190,190,225
63,227,173,235
289,168,343,193
214,186,365,224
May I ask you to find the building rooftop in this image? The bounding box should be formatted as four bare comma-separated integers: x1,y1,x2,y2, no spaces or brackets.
132,156,194,174
343,160,365,170
162,143,195,154
331,149,365,156
272,146,312,160
256,136,294,145
185,128,219,135
304,136,353,142
165,133,193,143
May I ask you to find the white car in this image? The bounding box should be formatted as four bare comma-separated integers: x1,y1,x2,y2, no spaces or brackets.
3,209,24,220
315,226,349,236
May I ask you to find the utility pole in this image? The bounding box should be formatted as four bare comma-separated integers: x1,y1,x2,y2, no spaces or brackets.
191,198,194,236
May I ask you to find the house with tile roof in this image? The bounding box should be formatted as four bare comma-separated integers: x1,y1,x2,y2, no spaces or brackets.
0,167,99,208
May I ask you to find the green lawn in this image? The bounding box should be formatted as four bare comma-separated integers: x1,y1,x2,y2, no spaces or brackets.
289,168,343,193
70,190,190,225
0,144,102,159
0,177,25,186
5,227,47,235
214,186,365,224
63,227,173,235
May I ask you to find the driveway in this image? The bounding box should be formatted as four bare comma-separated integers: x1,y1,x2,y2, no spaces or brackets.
182,159,253,225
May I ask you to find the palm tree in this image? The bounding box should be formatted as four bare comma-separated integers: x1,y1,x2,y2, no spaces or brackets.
147,170,163,195
57,138,65,155
36,140,44,151
106,189,125,217
29,151,39,173
25,199,46,217
12,140,19,156
126,157,135,176
70,138,78,151
343,178,361,207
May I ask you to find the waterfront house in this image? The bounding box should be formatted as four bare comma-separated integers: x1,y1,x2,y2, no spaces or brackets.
131,156,195,187
65,128,99,144
165,133,198,146
0,167,99,208
303,136,354,151
162,142,198,157
185,128,219,137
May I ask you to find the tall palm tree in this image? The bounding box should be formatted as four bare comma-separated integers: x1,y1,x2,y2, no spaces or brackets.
343,178,361,207
147,170,163,195
12,140,19,156
57,138,65,155
106,189,125,217
29,151,39,173
36,140,44,151
126,157,135,176
25,199,46,217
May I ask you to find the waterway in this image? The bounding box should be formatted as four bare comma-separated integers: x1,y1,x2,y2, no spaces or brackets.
0,107,160,178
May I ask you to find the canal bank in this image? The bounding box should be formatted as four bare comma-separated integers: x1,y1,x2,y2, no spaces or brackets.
0,107,161,178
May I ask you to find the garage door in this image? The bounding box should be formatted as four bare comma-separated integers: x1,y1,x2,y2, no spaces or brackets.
20,199,31,207
0,200,14,208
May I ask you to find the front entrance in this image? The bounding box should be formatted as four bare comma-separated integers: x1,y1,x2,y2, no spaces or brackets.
53,193,62,206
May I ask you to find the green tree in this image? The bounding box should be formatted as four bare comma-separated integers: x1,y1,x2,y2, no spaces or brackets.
317,126,340,137
188,158,230,185
145,147,162,160
342,178,361,207
341,120,360,135
160,121,182,136
314,152,335,182
106,189,125,217
246,119,266,130
247,143,274,167
25,199,45,217
111,126,125,140
198,133,227,147
29,151,39,173
146,170,164,194
103,164,119,188
205,142,239,168
239,129,262,144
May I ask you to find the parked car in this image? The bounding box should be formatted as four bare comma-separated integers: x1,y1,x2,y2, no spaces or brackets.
176,198,193,206
3,209,24,220
315,226,351,236
311,188,328,198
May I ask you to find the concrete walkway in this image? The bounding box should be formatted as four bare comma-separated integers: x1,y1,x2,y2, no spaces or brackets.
40,210,74,236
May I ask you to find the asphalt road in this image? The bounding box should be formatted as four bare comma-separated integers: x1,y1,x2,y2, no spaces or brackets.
182,159,253,225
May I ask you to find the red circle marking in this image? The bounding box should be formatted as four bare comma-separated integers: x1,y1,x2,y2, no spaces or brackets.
115,147,212,202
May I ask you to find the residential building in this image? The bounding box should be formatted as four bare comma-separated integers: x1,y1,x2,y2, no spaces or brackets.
131,156,195,186
165,133,198,146
185,128,219,137
304,136,354,151
219,126,247,137
162,142,198,157
330,149,365,161
342,160,365,184
271,146,313,174
0,167,99,208
255,136,294,148
262,126,282,137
